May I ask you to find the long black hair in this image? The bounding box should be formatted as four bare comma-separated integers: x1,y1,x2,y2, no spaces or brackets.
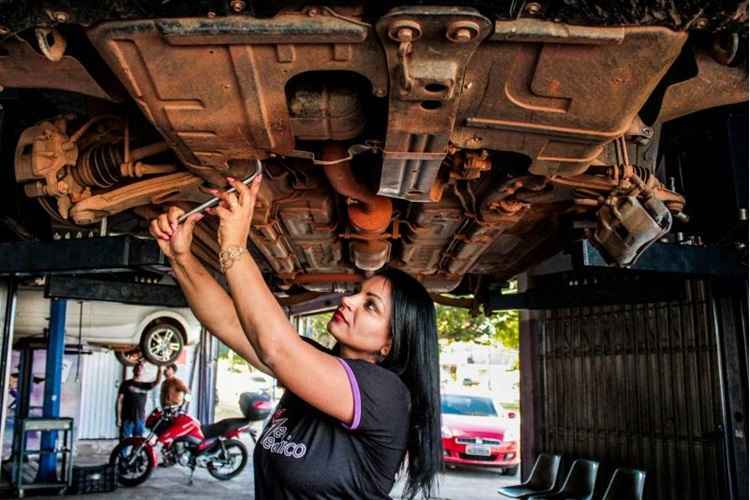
376,267,442,500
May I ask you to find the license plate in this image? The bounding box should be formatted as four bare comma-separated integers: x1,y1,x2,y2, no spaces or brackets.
465,444,492,457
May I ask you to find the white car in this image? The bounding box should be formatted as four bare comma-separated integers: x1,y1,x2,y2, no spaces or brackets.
13,287,201,366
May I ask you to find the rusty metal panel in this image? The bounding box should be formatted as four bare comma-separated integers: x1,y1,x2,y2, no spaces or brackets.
87,14,387,172
0,39,114,101
83,13,697,199
277,190,346,273
454,22,687,176
532,281,733,500
657,50,749,123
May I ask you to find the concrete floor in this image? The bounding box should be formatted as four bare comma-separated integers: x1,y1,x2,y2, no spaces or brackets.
18,438,519,500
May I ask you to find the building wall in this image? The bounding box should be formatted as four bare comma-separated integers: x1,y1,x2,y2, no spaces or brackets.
523,280,747,500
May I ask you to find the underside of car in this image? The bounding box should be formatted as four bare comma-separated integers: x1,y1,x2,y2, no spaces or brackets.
0,1,747,304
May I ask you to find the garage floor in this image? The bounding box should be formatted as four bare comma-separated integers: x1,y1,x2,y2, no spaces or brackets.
24,438,518,500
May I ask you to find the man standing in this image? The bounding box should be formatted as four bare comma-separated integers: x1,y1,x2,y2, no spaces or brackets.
160,363,189,408
8,373,18,411
116,362,161,438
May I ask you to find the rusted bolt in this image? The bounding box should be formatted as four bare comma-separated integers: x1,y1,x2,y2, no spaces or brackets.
50,11,69,23
307,7,319,17
0,26,9,36
525,2,542,15
695,17,709,29
397,27,416,42
230,0,246,13
454,28,473,42
447,21,480,43
387,21,422,43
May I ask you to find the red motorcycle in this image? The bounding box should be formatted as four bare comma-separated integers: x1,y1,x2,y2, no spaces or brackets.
110,393,273,486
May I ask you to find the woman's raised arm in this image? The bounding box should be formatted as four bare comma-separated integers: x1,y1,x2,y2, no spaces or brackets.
149,207,274,377
209,175,356,426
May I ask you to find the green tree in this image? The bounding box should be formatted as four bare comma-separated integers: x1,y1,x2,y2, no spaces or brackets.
436,304,519,350
300,313,336,348
298,303,519,352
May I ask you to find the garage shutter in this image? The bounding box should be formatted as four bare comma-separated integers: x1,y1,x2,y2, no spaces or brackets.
530,279,745,500
79,350,122,439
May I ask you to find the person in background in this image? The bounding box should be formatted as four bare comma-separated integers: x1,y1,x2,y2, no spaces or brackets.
116,362,161,439
8,373,18,411
160,362,189,407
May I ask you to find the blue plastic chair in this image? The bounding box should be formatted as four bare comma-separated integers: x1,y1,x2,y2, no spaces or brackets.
528,459,599,500
601,468,646,500
497,453,562,498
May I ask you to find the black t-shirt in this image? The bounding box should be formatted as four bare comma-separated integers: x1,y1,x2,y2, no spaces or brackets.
119,379,158,421
254,339,411,499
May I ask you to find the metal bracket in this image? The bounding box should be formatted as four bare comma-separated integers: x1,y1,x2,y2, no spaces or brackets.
376,7,492,201
285,143,381,166
388,20,421,93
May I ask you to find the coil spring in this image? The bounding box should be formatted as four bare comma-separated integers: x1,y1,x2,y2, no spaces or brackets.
73,143,123,188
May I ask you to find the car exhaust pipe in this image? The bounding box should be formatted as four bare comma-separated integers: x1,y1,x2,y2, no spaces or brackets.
320,143,392,271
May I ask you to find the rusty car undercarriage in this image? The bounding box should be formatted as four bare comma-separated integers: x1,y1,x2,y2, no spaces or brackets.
0,1,747,302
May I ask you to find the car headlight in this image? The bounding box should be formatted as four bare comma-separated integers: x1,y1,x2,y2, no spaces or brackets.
441,426,455,438
504,427,519,442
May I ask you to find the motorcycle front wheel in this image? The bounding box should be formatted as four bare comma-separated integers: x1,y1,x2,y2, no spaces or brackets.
110,441,155,487
207,439,248,480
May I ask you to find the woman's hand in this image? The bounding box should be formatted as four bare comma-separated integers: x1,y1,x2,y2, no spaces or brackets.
149,206,204,260
208,175,263,250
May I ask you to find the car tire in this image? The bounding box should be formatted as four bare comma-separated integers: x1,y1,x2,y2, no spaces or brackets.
115,348,144,367
140,323,184,366
503,465,519,476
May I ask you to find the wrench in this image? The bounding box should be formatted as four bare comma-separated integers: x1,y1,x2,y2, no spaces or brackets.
177,160,263,224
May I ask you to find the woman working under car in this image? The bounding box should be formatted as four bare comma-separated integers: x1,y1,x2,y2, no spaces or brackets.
149,173,442,499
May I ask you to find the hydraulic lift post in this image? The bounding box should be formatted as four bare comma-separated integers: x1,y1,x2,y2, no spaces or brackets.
36,299,66,482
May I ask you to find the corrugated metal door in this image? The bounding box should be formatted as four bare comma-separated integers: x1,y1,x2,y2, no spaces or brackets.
79,350,122,439
532,280,734,500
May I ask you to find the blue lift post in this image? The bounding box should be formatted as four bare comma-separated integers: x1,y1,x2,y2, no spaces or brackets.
37,298,66,482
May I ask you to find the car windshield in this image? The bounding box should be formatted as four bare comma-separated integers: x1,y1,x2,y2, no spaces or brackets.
441,395,498,417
